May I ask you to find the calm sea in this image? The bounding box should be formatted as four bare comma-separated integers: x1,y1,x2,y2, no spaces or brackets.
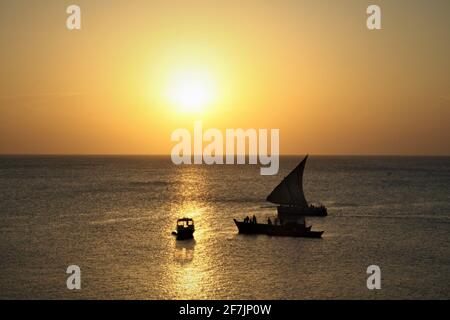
0,156,449,299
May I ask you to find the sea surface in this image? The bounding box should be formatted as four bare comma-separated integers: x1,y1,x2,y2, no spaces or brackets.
0,156,449,299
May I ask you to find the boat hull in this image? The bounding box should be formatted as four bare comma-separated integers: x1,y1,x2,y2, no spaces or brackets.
277,205,327,217
175,229,194,240
233,219,322,238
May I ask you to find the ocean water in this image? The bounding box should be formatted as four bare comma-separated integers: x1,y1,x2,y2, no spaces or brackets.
0,156,449,299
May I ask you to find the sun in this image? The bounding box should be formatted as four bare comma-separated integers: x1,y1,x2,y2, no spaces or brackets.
167,68,217,113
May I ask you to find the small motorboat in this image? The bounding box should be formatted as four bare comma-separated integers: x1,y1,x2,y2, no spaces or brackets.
172,218,195,240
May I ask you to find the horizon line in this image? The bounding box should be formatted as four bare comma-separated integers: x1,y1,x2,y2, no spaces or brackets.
0,153,449,157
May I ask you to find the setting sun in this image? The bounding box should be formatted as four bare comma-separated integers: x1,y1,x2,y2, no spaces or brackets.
166,68,217,113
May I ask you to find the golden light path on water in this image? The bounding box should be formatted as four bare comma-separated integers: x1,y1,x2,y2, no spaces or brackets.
0,157,449,299
163,166,218,299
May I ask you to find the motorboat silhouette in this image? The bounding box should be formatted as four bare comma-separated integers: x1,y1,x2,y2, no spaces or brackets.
172,218,195,240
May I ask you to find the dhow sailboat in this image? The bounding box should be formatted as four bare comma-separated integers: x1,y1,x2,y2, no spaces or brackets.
267,155,327,218
234,155,326,238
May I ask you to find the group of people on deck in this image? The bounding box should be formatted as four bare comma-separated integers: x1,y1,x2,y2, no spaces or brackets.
243,215,257,224
243,215,282,225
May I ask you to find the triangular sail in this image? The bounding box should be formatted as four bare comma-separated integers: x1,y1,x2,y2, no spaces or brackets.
266,155,309,207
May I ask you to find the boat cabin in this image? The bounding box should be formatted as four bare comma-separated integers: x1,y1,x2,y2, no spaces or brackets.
175,218,195,240
177,218,194,230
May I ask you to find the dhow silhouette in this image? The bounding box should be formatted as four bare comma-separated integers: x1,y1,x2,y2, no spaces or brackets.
234,155,326,238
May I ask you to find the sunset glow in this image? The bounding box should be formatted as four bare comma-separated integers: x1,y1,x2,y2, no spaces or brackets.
166,68,217,113
0,1,449,155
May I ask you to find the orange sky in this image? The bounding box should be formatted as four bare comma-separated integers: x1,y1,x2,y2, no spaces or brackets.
0,0,449,155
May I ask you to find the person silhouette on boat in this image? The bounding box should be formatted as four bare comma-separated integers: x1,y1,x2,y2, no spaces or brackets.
244,216,250,223
252,215,257,224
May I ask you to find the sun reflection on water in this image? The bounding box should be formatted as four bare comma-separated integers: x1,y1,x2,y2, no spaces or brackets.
165,205,216,299
174,240,195,264
164,167,217,299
